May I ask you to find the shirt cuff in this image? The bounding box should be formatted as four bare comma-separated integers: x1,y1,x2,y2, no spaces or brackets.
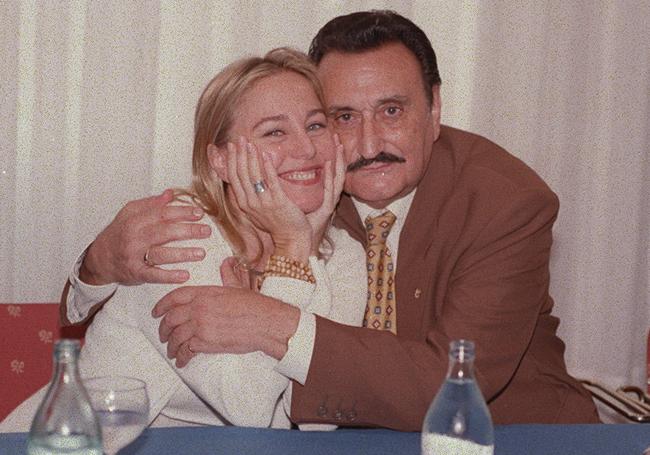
260,276,314,310
274,310,315,385
66,245,118,323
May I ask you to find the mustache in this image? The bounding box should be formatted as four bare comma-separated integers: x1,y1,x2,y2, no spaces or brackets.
346,152,406,172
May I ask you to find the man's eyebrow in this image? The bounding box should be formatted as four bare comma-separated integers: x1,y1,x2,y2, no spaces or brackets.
375,95,409,106
253,114,288,130
327,105,355,115
327,96,410,115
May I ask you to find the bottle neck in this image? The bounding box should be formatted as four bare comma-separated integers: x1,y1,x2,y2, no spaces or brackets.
52,339,81,385
446,340,476,381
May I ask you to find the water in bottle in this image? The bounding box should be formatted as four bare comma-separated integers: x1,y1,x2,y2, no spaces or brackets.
27,339,102,455
421,339,494,455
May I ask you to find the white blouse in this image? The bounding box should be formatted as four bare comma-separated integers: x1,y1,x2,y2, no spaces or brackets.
1,206,366,432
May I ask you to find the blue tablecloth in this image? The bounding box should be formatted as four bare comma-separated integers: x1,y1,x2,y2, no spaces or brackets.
2,424,649,454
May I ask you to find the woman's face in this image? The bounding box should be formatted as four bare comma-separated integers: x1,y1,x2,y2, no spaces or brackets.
225,71,334,214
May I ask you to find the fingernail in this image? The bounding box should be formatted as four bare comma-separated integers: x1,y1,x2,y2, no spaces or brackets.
176,271,190,282
200,225,211,236
193,208,203,217
194,249,206,259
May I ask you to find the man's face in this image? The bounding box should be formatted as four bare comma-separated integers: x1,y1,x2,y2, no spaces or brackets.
317,42,441,209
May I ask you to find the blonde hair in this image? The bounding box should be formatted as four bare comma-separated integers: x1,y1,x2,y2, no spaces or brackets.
182,47,326,262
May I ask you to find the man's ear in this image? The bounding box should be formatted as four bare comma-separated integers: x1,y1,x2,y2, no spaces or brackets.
430,85,442,141
207,144,229,182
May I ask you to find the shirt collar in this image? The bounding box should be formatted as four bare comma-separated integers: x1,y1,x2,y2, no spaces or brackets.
352,189,416,229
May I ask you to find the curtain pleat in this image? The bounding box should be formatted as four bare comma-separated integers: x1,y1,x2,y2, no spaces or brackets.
1,0,648,403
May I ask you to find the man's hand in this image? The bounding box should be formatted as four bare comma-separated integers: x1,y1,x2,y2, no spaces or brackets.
80,189,211,286
152,285,300,368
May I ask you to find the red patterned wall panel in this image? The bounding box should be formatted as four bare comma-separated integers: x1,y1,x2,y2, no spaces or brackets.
0,303,86,422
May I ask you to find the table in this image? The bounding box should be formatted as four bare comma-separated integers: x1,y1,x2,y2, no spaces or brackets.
2,424,649,454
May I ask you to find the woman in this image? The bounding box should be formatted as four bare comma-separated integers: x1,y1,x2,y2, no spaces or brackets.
3,48,365,430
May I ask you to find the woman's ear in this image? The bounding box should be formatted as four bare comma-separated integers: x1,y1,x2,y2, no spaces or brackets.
207,144,229,182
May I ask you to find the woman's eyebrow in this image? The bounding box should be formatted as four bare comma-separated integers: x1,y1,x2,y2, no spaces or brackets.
253,114,288,130
306,108,326,119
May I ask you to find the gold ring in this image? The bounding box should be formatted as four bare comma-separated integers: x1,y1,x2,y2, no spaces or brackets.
144,249,154,267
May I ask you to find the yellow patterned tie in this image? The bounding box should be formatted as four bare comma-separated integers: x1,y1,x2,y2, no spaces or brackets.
364,211,397,334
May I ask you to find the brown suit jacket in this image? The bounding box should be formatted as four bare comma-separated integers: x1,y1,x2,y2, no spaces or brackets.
291,125,599,430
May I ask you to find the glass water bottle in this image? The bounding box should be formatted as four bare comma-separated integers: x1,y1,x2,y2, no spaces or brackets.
27,339,102,455
421,339,494,455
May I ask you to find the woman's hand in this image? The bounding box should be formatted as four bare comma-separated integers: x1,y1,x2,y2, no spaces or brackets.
306,135,346,253
227,137,312,261
220,256,261,291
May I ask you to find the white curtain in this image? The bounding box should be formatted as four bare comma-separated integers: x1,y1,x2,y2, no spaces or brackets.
1,0,648,409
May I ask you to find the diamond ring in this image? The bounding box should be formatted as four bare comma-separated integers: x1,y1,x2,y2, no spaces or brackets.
253,180,266,194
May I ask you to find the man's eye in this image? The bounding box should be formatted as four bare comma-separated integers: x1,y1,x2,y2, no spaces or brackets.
264,129,284,137
385,106,402,116
336,113,353,122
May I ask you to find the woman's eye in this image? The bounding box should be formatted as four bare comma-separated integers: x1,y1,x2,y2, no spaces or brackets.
264,129,284,137
307,122,326,132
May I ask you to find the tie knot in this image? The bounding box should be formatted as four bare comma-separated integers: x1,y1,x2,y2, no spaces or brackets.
365,211,397,245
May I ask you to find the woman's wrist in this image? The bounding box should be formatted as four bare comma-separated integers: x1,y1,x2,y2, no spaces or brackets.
310,225,328,256
273,233,311,263
263,255,315,284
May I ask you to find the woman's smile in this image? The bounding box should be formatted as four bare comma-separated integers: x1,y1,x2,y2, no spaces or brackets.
278,166,322,185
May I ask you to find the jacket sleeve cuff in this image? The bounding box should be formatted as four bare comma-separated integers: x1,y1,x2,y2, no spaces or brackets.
66,245,118,323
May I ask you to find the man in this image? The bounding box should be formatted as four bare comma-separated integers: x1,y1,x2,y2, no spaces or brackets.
62,11,599,430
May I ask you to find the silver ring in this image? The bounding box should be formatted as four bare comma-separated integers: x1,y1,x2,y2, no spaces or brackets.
253,180,266,194
144,249,154,267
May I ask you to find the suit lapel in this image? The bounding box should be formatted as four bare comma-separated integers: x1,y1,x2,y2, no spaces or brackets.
395,127,457,337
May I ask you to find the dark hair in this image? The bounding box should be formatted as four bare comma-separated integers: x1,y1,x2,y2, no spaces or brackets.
308,10,441,105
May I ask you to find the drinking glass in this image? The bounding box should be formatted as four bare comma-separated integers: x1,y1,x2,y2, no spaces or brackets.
84,376,149,455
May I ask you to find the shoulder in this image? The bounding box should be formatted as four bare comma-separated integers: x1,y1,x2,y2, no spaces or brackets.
433,126,558,212
144,193,232,285
445,126,554,197
165,194,229,252
408,127,559,247
441,126,552,192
